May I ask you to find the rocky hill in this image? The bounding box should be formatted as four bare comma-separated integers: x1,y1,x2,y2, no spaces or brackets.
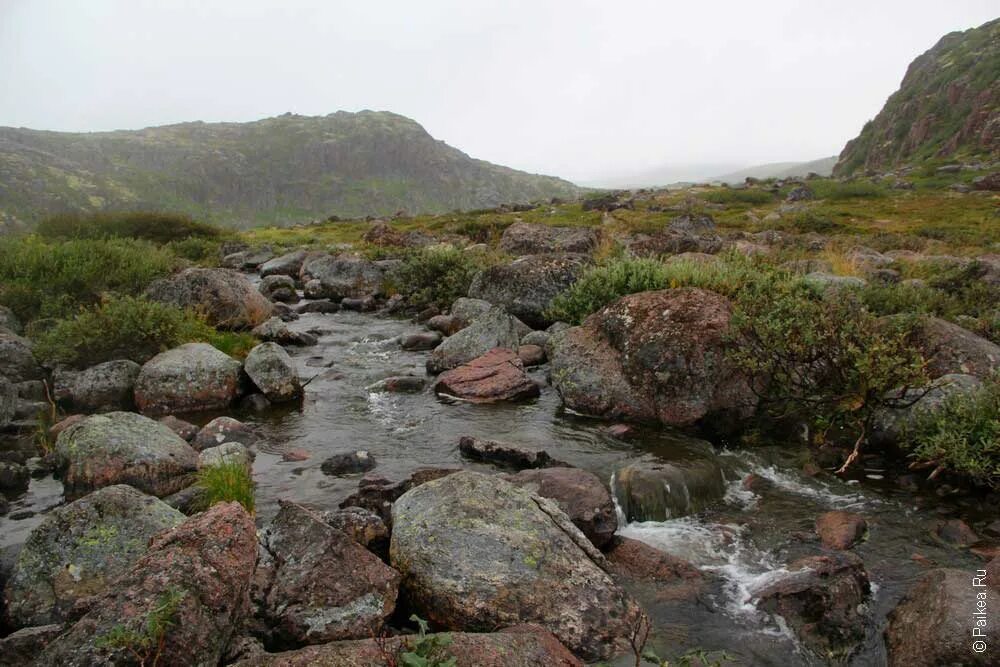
0,110,580,228
834,18,1000,176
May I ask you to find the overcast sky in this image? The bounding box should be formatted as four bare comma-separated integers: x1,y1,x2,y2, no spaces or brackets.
1,1,996,183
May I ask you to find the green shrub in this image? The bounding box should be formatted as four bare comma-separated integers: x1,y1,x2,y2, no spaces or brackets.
195,460,255,514
399,615,457,667
903,377,1000,488
37,211,220,244
700,188,775,205
808,180,886,200
95,587,186,664
389,246,494,310
0,236,178,322
785,211,847,234
166,236,223,264
32,296,231,367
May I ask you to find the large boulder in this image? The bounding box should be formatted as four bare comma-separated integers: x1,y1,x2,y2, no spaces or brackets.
145,267,273,329
871,373,983,446
259,275,299,303
502,467,617,548
230,625,582,667
450,297,493,328
258,501,400,646
549,288,756,427
244,343,303,403
52,359,141,413
134,342,243,415
904,316,1000,380
260,250,310,278
427,306,522,374
885,567,999,666
434,348,540,403
613,453,726,521
390,471,646,662
54,411,198,498
3,485,184,627
499,222,599,256
0,330,43,384
624,214,723,257
299,254,386,300
468,254,590,328
35,502,257,667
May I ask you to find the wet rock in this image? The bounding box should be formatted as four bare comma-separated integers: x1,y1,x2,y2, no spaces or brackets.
0,304,23,334
259,275,300,303
145,267,273,329
450,297,493,327
135,342,243,415
3,485,184,627
499,222,599,256
241,393,273,412
399,331,443,350
434,348,540,403
614,455,726,521
244,342,303,403
0,331,43,384
368,375,426,393
468,254,589,329
199,442,253,472
193,416,260,451
426,307,522,373
252,317,316,346
260,250,310,278
299,254,386,300
158,415,199,442
502,467,617,548
549,288,756,428
426,314,462,336
904,316,1000,380
52,359,141,413
391,472,645,662
885,568,999,666
458,436,566,469
0,461,29,495
517,344,546,366
815,511,868,550
339,468,460,524
323,506,390,556
605,536,705,602
321,450,376,476
934,518,980,547
753,552,870,657
295,299,340,314
340,296,376,311
36,502,257,667
230,625,582,667
871,373,982,446
605,423,639,440
54,411,198,498
0,624,65,665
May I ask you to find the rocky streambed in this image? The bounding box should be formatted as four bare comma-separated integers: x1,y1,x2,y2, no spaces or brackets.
1,286,998,665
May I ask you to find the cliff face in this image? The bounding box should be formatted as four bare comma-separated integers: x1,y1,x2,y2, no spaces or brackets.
0,110,580,228
834,18,1000,176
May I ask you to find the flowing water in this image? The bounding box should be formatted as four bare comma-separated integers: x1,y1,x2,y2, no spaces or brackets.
0,306,989,666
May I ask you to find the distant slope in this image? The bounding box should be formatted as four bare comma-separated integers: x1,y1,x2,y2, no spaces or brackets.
580,162,745,189
0,111,581,228
710,156,837,184
835,18,1000,176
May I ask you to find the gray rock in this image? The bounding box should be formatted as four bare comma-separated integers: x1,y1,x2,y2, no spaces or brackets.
198,442,252,472
0,305,22,335
2,484,184,627
244,343,303,403
450,297,493,327
0,461,29,495
252,317,315,346
399,331,443,350
468,254,590,328
321,451,376,476
521,330,551,348
499,222,599,256
192,416,259,451
300,254,386,299
0,331,43,384
145,267,273,330
52,359,141,413
872,374,983,446
904,316,1000,380
804,272,868,289
0,624,65,665
135,343,243,415
0,376,16,429
158,415,199,442
260,249,310,278
390,471,646,662
426,306,521,373
54,411,198,498
259,275,299,303
296,299,340,314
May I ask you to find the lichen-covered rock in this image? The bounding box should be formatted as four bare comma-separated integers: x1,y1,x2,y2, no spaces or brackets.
299,254,386,300
3,485,184,627
35,502,257,667
244,343,303,403
230,625,582,667
193,416,260,451
614,452,725,521
624,214,723,257
390,471,646,662
904,316,1000,379
158,415,199,442
468,254,590,328
450,297,493,327
54,411,198,498
871,373,983,446
52,359,141,413
0,330,43,384
135,342,243,415
499,222,599,256
323,506,389,555
502,467,617,548
434,348,540,403
259,501,400,646
886,567,999,666
145,267,273,329
0,624,65,666
549,288,756,428
427,307,522,374
199,442,253,472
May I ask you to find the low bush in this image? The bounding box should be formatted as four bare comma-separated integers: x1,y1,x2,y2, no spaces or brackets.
0,236,178,322
36,211,221,244
808,180,886,200
195,460,255,514
785,211,847,234
388,246,495,310
32,296,251,367
699,188,775,205
903,377,1000,489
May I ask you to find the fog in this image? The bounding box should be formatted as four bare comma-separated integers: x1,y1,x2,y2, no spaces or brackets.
1,0,996,183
